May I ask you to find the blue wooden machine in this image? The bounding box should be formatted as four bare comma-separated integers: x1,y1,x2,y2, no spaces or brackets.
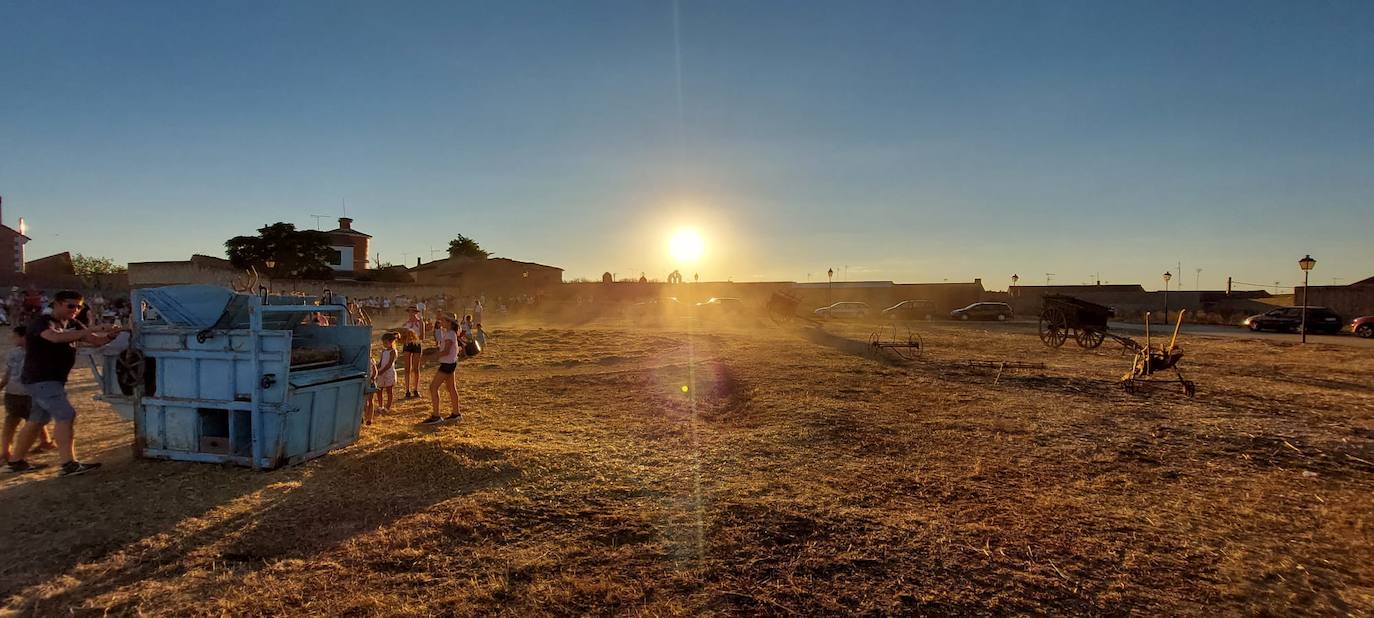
91,285,372,469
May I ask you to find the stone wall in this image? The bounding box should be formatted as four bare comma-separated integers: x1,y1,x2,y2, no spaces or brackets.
1294,285,1374,320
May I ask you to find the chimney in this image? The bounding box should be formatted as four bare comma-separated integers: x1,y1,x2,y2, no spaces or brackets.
338,217,352,230
416,257,421,267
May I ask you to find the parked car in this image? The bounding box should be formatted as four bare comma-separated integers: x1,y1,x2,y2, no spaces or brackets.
694,297,744,315
1241,306,1342,334
949,302,1013,321
1350,316,1373,338
882,299,936,321
627,297,682,319
814,301,870,320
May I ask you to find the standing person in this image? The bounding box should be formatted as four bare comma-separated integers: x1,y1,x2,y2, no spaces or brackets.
2,326,56,462
91,293,106,323
473,299,483,329
375,332,398,413
421,314,462,425
459,314,474,343
399,306,426,399
7,291,121,476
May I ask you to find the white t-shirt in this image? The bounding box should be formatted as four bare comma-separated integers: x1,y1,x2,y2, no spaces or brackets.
437,329,459,364
402,317,424,341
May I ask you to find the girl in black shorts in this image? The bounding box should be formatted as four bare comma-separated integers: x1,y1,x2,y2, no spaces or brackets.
421,313,463,425
400,306,426,398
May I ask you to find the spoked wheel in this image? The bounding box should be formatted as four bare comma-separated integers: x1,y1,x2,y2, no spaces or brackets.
1038,308,1068,348
115,349,146,395
768,303,795,326
869,326,923,361
1075,328,1106,349
892,328,923,360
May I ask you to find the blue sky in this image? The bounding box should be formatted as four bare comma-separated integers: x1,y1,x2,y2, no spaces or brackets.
2,1,1370,290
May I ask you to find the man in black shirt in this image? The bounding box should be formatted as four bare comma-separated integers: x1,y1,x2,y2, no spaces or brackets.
7,291,121,476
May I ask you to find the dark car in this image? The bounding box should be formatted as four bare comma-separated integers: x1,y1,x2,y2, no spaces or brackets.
695,297,745,316
949,302,1013,321
1242,306,1342,334
882,299,936,321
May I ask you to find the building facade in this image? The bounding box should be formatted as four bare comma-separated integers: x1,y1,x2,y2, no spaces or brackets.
323,218,370,273
410,256,563,296
0,198,30,275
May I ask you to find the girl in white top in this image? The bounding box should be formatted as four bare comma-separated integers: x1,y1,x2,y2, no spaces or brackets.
422,314,462,425
374,332,398,413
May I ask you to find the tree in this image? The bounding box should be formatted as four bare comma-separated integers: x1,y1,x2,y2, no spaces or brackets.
71,254,127,276
225,222,336,279
447,235,490,260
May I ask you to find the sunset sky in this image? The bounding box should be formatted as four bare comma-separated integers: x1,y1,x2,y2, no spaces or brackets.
2,1,1370,290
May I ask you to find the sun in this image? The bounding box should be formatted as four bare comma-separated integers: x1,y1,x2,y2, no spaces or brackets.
668,228,705,264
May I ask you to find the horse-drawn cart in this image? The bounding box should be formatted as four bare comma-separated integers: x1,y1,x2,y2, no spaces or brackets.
1037,294,1140,352
767,290,820,326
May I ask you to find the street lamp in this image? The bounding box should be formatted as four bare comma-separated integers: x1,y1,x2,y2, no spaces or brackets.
264,259,276,297
1299,254,1316,343
827,267,834,304
1162,271,1172,318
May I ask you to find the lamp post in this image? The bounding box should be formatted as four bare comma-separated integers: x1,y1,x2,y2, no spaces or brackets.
1299,254,1316,343
1162,271,1172,318
827,267,834,305
1011,273,1019,297
264,259,276,297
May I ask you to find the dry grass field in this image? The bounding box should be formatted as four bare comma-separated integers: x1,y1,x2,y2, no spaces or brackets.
1,316,1371,615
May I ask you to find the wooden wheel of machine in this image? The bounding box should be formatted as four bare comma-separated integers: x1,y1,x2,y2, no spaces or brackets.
768,302,794,326
1038,307,1068,348
115,349,146,395
1074,328,1106,349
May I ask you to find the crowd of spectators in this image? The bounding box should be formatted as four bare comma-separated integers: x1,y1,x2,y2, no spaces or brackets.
1,288,130,327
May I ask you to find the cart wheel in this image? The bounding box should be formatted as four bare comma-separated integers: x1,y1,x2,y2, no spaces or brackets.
1038,308,1068,348
768,302,794,326
115,349,146,393
1075,328,1106,349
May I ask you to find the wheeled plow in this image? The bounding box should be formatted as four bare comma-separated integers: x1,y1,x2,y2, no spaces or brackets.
868,326,923,360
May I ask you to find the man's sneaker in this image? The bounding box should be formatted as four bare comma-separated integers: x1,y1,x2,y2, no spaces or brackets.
419,415,445,425
443,413,462,423
58,461,102,477
7,460,47,473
